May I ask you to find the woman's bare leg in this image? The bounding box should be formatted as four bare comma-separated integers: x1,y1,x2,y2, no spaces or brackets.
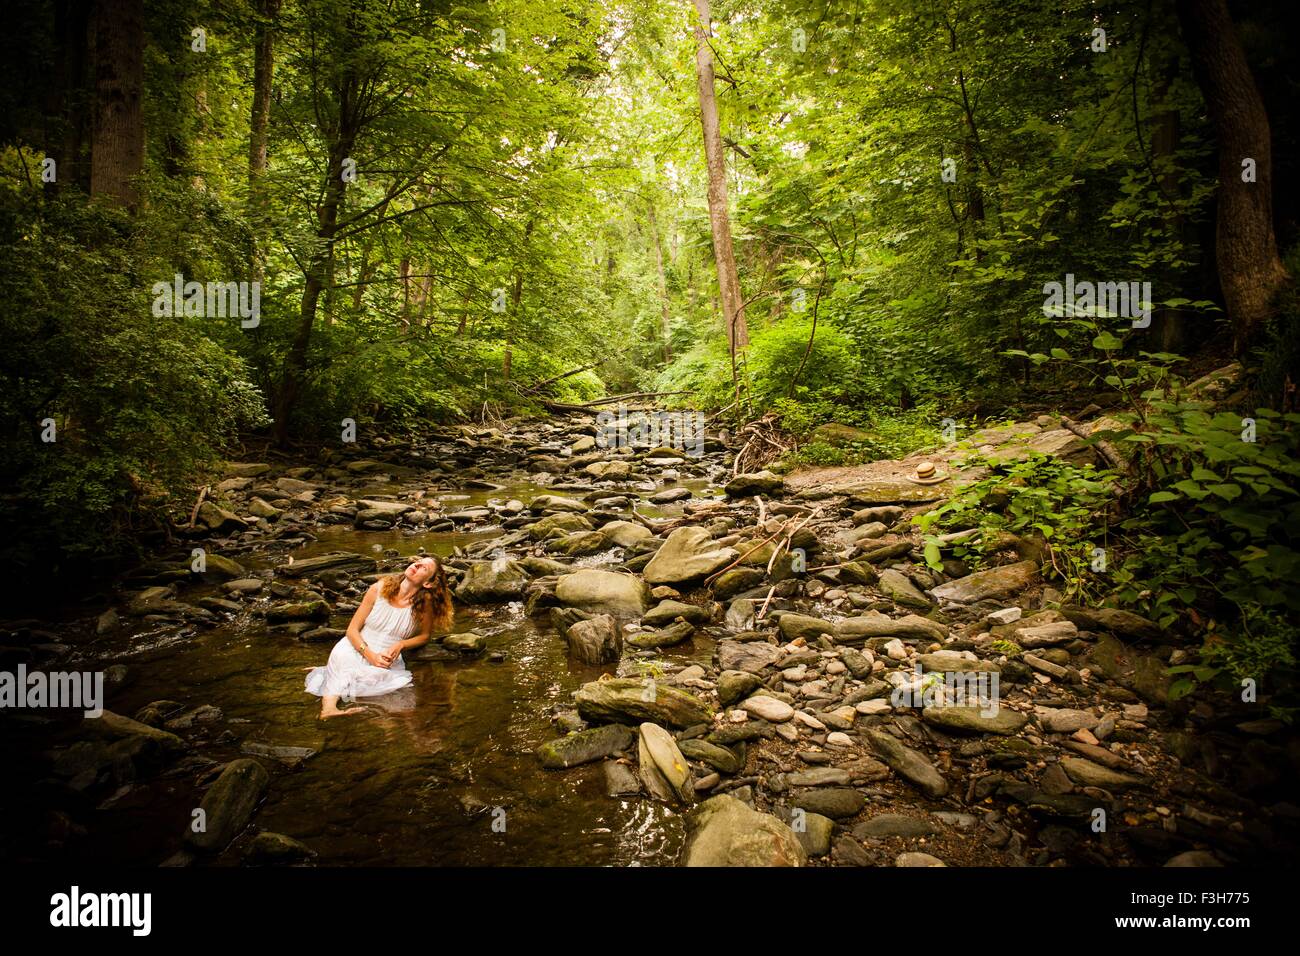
319,695,363,719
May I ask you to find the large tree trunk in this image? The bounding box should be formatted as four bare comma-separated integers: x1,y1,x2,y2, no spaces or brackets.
88,0,144,208
1176,0,1289,350
690,0,747,361
647,202,673,361
46,0,92,199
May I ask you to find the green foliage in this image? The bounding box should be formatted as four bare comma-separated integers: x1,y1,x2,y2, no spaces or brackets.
917,454,1120,601
0,188,267,579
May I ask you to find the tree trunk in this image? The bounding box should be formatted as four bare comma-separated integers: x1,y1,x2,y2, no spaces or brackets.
690,0,747,361
88,0,144,208
647,202,673,361
1176,0,1290,350
248,0,278,282
273,130,355,445
248,0,278,184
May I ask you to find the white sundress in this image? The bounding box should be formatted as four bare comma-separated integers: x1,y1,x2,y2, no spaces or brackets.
304,591,419,701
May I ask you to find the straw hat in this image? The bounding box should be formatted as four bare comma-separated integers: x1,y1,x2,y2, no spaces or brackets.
905,461,948,485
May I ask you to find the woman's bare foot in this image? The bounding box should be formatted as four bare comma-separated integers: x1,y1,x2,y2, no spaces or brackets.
319,705,365,719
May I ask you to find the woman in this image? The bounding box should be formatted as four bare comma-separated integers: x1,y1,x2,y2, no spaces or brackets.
305,555,454,719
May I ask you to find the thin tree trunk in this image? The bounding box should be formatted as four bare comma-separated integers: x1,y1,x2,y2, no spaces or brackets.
88,0,144,208
690,0,747,365
1176,0,1290,350
647,202,673,361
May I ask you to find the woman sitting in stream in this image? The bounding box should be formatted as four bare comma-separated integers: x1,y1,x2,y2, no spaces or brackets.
305,555,454,719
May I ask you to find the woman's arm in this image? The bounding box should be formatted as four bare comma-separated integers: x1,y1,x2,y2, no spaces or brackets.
381,602,434,664
346,584,384,666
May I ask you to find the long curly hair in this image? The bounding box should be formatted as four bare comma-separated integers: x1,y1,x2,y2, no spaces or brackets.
380,556,454,633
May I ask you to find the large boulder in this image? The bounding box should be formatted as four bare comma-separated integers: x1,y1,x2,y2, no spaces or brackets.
681,794,806,866
643,526,738,585
185,758,269,852
455,558,529,603
575,678,714,729
555,569,649,618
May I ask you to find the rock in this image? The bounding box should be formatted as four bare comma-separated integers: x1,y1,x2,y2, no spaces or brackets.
776,612,836,642
600,520,654,548
88,711,187,753
356,498,414,516
741,695,795,722
603,760,641,797
266,600,329,623
1060,605,1162,642
643,527,738,585
196,554,246,581
837,611,946,642
222,578,265,596
717,670,763,706
278,552,377,579
854,814,939,839
528,494,588,513
931,560,1040,604
528,513,594,540
455,558,529,603
194,501,249,534
185,758,269,852
575,678,714,729
678,738,742,774
537,724,635,769
1084,634,1171,704
794,812,835,857
713,567,765,600
625,620,695,649
724,471,785,498
443,632,487,655
639,723,693,802
96,609,120,635
1038,708,1098,734
917,652,999,673
842,479,948,504
642,600,712,627
896,852,946,867
555,569,649,618
681,794,806,866
787,767,852,787
1060,756,1146,790
863,729,949,798
248,497,282,519
245,832,316,865
547,531,610,556
717,640,782,674
878,569,932,609
852,505,905,525
239,742,315,769
1014,621,1079,647
564,614,623,664
988,607,1023,625
791,788,866,819
922,705,1027,735
833,835,874,866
